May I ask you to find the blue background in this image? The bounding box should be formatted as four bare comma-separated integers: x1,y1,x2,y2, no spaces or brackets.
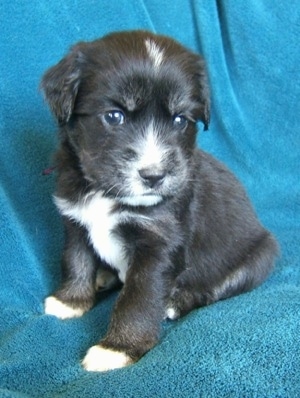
0,1,299,396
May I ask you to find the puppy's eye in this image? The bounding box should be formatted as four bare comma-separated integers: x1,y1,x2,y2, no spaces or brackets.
173,115,188,129
103,111,125,126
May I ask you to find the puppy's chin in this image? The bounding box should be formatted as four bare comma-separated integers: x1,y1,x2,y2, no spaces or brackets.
118,195,163,207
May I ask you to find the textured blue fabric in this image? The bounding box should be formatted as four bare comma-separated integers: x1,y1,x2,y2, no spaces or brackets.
1,1,299,396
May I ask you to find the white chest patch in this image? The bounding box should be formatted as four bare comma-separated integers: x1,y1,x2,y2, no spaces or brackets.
54,193,129,282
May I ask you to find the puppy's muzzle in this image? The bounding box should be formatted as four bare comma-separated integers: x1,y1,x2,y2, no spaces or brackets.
138,167,166,189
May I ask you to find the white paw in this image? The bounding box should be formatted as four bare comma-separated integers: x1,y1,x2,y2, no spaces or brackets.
95,268,118,291
165,307,179,320
82,345,132,372
44,296,85,320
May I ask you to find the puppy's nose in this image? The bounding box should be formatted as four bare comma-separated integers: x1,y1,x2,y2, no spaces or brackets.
138,168,166,188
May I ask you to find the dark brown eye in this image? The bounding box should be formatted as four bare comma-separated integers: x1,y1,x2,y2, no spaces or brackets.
173,115,188,128
103,110,125,126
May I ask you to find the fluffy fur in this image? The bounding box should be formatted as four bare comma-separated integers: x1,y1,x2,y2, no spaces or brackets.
41,30,278,371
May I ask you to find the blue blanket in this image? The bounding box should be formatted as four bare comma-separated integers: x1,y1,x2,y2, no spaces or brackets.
1,1,299,396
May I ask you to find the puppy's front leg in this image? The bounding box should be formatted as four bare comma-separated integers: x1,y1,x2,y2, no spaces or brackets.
82,244,169,372
45,218,97,319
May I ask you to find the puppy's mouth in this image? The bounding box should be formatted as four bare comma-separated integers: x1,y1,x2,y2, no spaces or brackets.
118,194,163,207
100,162,186,207
111,165,171,207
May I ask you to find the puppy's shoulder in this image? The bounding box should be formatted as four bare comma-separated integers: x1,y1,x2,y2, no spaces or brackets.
191,148,251,214
193,149,241,186
194,148,229,173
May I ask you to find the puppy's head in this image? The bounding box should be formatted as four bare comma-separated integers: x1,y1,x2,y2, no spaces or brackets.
41,30,210,206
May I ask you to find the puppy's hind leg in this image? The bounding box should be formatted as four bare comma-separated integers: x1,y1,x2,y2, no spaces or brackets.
166,283,213,320
166,231,278,320
212,231,278,302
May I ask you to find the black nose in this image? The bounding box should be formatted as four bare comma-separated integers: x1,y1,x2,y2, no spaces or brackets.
138,168,166,188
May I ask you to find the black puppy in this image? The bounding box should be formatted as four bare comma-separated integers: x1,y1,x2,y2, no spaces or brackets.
41,30,278,372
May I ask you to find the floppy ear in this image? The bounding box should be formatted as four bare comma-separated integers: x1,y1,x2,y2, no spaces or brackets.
40,45,84,124
196,59,210,131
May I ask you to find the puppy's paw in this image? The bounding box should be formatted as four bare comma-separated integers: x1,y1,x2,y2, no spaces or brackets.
165,306,180,320
44,296,86,319
82,345,133,372
95,268,119,291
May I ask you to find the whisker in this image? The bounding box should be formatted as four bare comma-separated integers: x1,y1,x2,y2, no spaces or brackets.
81,149,103,162
104,183,121,196
115,187,124,199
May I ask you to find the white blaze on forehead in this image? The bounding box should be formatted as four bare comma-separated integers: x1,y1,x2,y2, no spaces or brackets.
145,38,164,69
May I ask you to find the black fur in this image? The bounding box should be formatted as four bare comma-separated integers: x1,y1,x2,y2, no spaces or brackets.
41,30,278,366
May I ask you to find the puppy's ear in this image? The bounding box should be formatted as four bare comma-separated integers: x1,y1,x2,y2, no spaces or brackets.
196,59,210,131
40,45,84,124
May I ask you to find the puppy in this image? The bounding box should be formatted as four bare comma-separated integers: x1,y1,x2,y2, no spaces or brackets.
41,30,278,372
